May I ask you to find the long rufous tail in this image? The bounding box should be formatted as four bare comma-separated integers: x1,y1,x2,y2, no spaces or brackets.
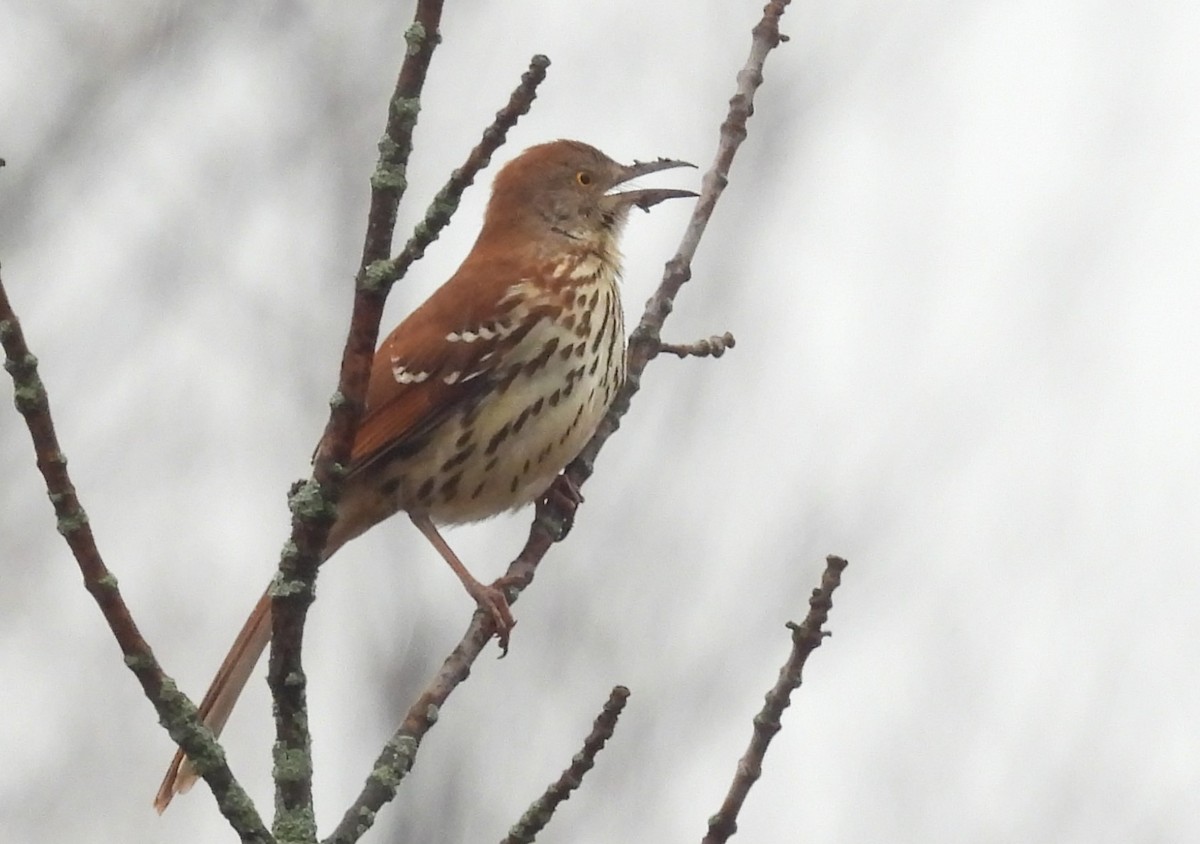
152,588,273,812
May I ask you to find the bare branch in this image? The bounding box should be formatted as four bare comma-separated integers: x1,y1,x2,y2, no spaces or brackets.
501,686,632,844
269,1,446,834
0,271,272,843
655,331,737,360
702,555,848,844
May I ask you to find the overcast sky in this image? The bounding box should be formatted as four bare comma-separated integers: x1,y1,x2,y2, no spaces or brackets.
3,1,1198,842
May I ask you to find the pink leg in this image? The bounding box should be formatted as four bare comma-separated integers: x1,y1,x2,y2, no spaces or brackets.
410,513,515,650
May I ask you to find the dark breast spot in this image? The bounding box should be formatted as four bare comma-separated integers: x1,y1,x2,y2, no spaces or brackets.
417,477,435,503
558,404,588,446
605,315,621,365
512,404,534,435
440,443,477,473
485,422,512,456
440,471,463,501
524,338,560,376
562,365,585,399
461,400,483,427
592,294,612,352
378,477,401,498
494,367,521,396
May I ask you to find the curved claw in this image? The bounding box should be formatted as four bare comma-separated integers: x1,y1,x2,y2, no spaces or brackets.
473,582,516,656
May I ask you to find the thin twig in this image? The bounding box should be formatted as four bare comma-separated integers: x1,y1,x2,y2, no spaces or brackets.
381,54,551,286
320,55,554,844
655,331,737,360
703,555,848,844
501,686,632,844
0,271,272,843
269,1,445,835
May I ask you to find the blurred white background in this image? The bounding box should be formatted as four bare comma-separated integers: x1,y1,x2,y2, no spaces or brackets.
3,1,1198,842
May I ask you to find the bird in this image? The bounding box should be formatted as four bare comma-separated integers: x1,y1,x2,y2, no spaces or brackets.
153,139,696,811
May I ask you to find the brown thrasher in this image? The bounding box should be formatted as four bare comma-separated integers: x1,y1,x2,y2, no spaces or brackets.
153,139,695,810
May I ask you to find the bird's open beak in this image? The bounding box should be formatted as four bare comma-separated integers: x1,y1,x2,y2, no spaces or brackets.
606,157,698,212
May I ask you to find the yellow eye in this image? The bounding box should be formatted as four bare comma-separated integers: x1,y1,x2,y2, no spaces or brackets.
575,170,593,186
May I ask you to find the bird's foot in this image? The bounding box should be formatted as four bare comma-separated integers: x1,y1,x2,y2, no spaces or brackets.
468,580,516,655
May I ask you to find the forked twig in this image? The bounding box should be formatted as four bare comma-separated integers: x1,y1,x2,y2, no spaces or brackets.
379,55,551,288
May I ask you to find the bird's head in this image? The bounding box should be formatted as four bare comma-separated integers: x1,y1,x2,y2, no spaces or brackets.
482,139,696,252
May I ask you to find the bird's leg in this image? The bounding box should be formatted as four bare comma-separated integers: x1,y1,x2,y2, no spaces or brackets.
409,513,515,651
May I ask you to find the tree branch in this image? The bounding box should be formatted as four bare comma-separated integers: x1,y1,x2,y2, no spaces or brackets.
501,686,632,844
269,2,445,837
0,271,272,843
703,554,848,844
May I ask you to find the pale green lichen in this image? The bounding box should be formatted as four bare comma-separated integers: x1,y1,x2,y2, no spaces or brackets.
361,259,395,292
404,21,426,56
287,479,334,520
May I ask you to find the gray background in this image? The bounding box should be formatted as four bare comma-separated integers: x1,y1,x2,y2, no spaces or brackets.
2,1,1197,842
